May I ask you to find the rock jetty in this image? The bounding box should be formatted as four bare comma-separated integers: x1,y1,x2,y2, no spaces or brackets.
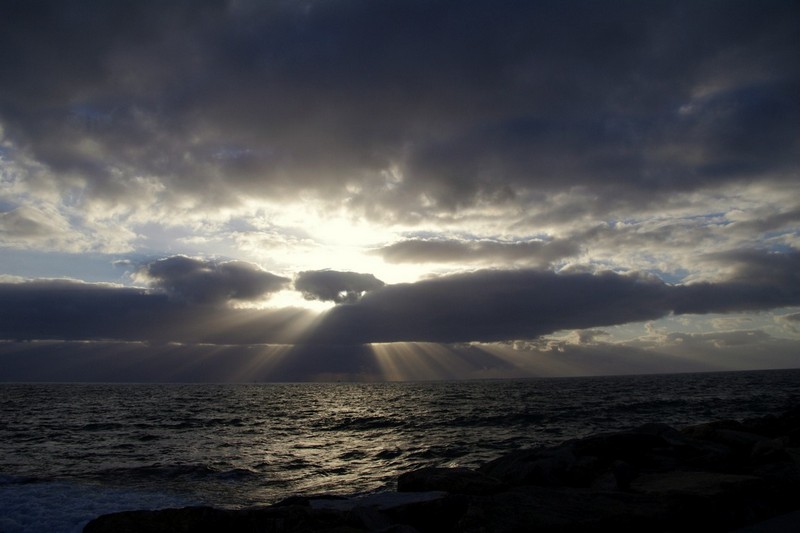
84,407,800,532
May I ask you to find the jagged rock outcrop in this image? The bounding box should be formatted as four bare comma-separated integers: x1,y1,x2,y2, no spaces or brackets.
84,407,800,532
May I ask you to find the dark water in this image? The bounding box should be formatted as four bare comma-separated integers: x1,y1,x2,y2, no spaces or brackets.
2,369,800,532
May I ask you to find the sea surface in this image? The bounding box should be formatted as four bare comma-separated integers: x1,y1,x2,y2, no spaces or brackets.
2,369,800,532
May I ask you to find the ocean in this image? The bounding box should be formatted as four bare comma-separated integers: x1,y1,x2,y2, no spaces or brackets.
2,369,800,532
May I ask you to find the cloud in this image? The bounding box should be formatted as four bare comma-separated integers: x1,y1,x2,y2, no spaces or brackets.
0,1,797,222
0,279,166,342
777,312,800,333
136,256,289,305
726,206,800,236
5,329,797,382
0,206,86,251
0,1,797,381
712,249,800,286
0,278,313,344
572,330,611,345
0,206,57,239
305,269,673,344
374,238,578,265
307,250,800,344
671,250,800,314
294,270,384,304
0,204,137,254
1,250,799,347
619,328,800,372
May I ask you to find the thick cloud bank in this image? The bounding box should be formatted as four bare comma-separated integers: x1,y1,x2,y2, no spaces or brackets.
307,250,800,344
0,2,798,380
294,270,384,304
137,256,289,305
3,250,797,346
1,0,797,220
0,279,314,345
308,269,672,344
375,239,578,266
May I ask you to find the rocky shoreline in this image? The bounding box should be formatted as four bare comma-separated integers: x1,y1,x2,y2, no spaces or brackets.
84,407,800,532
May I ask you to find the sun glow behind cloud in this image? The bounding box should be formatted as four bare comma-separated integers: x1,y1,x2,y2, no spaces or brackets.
1,1,799,381
260,289,335,312
227,199,440,285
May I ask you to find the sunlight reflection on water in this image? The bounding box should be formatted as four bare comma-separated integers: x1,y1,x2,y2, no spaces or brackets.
2,369,799,509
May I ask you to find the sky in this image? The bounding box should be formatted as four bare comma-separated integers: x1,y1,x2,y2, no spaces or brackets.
1,0,799,382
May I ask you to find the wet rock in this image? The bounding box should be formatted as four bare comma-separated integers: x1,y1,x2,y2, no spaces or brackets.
685,427,771,457
310,491,448,512
381,493,467,533
612,460,638,490
742,407,800,443
571,430,669,461
458,486,669,533
82,505,363,533
397,467,504,495
479,445,599,487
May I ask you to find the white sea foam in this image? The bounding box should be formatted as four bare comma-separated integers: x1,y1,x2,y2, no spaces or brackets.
0,479,196,533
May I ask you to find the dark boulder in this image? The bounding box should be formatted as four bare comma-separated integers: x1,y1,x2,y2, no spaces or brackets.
82,505,363,533
479,444,602,487
397,466,505,495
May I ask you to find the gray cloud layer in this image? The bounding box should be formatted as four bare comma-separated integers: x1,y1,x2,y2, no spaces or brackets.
374,239,578,265
0,1,798,378
1,0,797,219
138,256,289,305
2,250,798,345
294,270,385,304
0,279,310,345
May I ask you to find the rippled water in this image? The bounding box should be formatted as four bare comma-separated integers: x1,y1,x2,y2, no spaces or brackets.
2,369,800,532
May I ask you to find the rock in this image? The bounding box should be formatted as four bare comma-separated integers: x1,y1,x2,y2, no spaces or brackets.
612,460,638,490
381,493,468,533
742,407,800,443
82,505,364,533
571,430,669,461
457,486,670,532
630,471,800,529
688,427,771,456
479,445,601,487
397,467,505,495
310,491,447,511
632,471,764,498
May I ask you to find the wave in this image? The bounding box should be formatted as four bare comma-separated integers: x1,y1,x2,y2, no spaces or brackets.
3,369,799,517
324,415,407,431
94,464,264,483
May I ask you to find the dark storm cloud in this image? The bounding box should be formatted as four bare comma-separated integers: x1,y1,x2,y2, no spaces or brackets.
714,249,800,287
294,270,384,304
0,279,311,344
779,312,800,333
139,256,289,305
727,208,800,235
306,269,674,344
374,238,578,265
1,249,799,346
306,250,800,344
669,80,800,180
670,250,800,314
1,0,797,215
0,280,159,342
